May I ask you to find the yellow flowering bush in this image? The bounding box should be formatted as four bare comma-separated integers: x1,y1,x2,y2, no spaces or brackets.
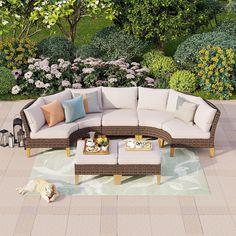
196,45,236,100
0,38,36,70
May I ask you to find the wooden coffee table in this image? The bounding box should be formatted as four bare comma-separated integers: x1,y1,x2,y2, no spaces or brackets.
74,139,161,185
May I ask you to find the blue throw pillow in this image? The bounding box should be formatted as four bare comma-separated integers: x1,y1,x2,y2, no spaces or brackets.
62,96,86,123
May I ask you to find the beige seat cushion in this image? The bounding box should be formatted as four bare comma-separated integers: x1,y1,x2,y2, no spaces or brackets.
70,87,103,109
138,87,169,111
138,109,174,129
102,87,137,109
75,113,102,129
162,119,210,139
30,122,78,139
43,89,72,104
75,140,118,165
24,98,45,133
102,109,138,126
118,140,161,164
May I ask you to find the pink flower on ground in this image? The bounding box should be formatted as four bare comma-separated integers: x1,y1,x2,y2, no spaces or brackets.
11,85,21,94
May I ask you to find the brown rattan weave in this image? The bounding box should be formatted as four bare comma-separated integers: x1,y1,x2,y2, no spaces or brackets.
74,164,161,175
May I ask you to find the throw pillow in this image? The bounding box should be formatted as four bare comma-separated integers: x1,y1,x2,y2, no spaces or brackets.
62,96,86,123
74,91,102,113
175,97,197,125
41,100,65,127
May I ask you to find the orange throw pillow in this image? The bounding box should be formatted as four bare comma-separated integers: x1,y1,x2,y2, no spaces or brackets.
41,100,65,127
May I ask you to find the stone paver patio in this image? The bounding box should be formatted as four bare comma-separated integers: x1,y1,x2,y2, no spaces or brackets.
0,99,236,236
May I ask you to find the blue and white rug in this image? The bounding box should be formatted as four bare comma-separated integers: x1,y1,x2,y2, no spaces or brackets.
29,147,209,195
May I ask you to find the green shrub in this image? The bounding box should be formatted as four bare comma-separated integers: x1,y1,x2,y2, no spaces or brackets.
169,70,197,93
174,32,236,69
142,49,177,88
215,20,236,37
37,36,76,63
91,26,148,61
0,38,36,70
196,45,236,100
142,49,164,67
0,67,16,95
76,44,101,59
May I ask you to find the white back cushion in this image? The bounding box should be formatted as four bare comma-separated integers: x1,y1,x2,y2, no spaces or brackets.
70,87,103,109
102,87,138,109
43,89,72,104
138,87,169,111
24,98,45,133
194,103,216,132
166,89,202,113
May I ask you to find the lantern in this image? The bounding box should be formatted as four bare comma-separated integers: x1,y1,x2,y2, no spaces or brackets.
13,118,23,143
17,129,25,148
8,133,15,148
0,129,9,147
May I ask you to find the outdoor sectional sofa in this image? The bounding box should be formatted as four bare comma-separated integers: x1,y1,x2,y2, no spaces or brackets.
20,87,220,158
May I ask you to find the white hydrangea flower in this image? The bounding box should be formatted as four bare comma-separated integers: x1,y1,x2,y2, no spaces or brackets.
61,80,71,87
35,80,45,88
11,85,21,95
55,72,62,78
28,79,34,84
24,71,33,79
126,74,135,79
108,78,117,83
72,83,82,89
45,74,53,80
28,64,35,70
44,83,50,88
82,68,95,74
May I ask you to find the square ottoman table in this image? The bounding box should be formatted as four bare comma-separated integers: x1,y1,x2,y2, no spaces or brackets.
116,140,161,185
74,139,118,185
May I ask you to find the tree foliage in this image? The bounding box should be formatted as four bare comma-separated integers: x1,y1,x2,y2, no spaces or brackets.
30,0,115,42
113,0,221,47
0,0,42,40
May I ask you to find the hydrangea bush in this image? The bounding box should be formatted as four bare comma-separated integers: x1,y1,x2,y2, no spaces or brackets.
196,45,236,100
12,57,155,95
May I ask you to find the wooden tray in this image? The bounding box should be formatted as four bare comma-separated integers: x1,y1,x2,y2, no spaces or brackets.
83,138,110,155
125,140,152,151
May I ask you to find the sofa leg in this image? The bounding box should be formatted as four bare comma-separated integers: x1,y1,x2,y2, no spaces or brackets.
26,148,31,158
158,139,164,148
66,147,71,157
170,147,175,157
210,148,215,158
114,175,122,185
156,175,161,185
75,175,79,185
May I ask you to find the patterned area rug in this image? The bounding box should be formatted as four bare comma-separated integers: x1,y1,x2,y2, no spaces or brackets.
29,147,209,195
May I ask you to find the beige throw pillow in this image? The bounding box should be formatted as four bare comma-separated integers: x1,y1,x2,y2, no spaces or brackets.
175,101,197,125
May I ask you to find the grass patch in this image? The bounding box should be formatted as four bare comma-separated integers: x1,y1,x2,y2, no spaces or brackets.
0,94,39,101
29,16,113,47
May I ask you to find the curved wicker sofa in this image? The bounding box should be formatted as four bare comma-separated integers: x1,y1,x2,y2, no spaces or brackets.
20,87,220,158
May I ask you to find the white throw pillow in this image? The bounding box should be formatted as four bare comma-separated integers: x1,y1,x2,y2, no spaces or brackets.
175,101,197,125
102,87,138,109
43,89,72,104
138,87,169,111
194,103,217,132
24,98,46,133
70,87,103,109
167,89,202,113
